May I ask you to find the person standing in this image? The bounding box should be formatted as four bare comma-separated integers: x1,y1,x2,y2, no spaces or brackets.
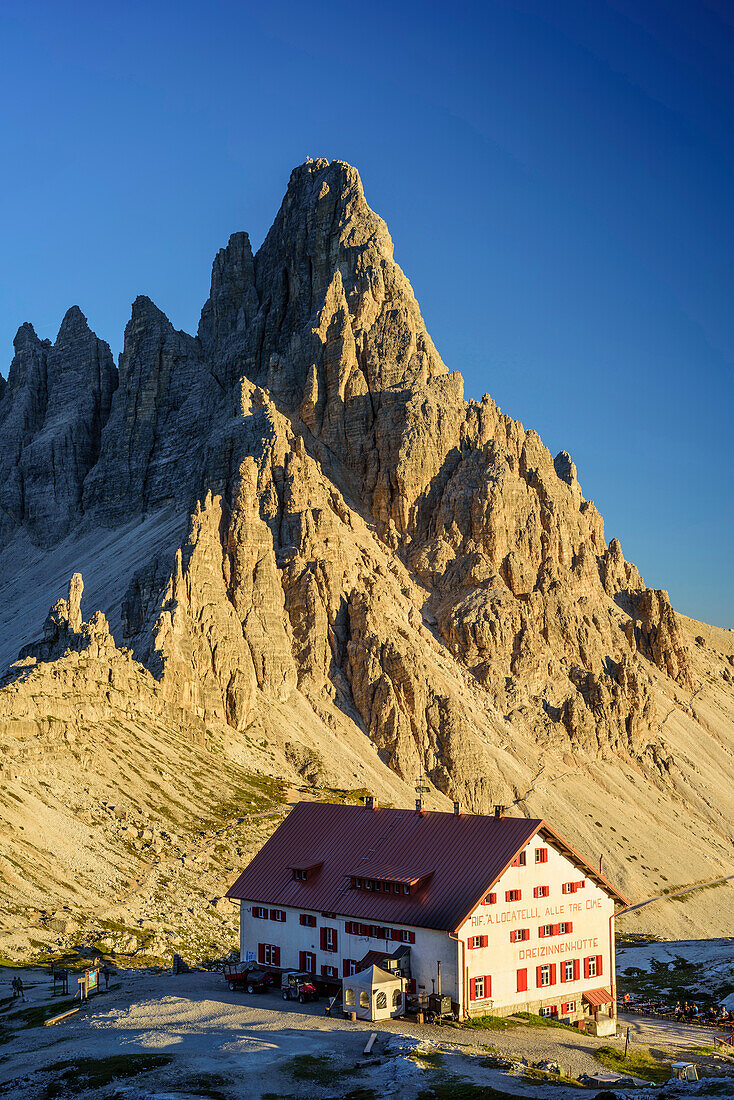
16,977,26,1002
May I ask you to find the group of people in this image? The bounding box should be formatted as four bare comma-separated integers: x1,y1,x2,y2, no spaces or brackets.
11,976,25,1001
674,1001,733,1024
621,991,733,1024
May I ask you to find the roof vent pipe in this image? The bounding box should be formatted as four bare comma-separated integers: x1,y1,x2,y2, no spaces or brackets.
453,802,461,816
365,796,378,810
494,805,506,819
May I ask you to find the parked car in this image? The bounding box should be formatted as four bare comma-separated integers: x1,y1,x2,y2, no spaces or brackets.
281,970,319,1003
224,962,276,993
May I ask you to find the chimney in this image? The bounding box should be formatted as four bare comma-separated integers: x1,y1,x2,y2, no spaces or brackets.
494,805,506,819
365,795,378,810
453,801,461,816
415,798,423,813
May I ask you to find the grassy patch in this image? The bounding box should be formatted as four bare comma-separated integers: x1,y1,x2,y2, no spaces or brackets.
595,1045,671,1083
40,1053,173,1096
417,1077,526,1100
515,1011,579,1032
410,1048,446,1070
282,1053,359,1086
1,995,78,1035
461,1014,518,1031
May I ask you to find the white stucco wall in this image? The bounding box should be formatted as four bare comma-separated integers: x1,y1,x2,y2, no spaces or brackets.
238,901,459,1000
457,834,615,1019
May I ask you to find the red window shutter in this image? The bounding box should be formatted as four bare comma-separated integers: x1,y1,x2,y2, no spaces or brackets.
596,954,603,977
538,926,545,938
469,978,477,1001
333,929,338,951
573,959,580,981
567,922,573,933
560,963,567,984
257,943,264,964
408,931,415,944
536,965,543,988
549,964,557,986
583,957,590,979
481,935,488,948
552,924,560,935
270,909,276,921
273,946,280,967
485,975,492,997
299,951,306,971
320,928,327,951
517,968,528,992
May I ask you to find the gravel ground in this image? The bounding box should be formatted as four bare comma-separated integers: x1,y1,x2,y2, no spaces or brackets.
1,968,732,1099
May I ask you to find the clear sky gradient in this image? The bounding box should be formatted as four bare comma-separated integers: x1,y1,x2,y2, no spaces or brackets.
1,0,732,626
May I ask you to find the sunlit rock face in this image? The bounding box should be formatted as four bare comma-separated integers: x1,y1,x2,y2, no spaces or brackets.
1,159,731,952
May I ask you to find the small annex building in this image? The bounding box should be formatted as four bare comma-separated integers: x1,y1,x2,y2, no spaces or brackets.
343,964,403,1021
227,801,628,1031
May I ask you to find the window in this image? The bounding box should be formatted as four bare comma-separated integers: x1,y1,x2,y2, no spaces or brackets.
539,924,554,938
539,1005,557,1017
575,881,585,890
562,882,577,894
512,851,526,867
321,912,338,919
562,1001,576,1014
376,990,387,1010
252,906,268,919
293,869,307,881
584,955,602,979
395,929,415,944
561,960,575,983
321,927,338,952
558,922,572,934
470,975,491,1000
258,943,280,967
536,964,557,988
300,914,316,927
299,950,316,973
360,991,370,1009
535,848,548,863
270,909,286,922
355,878,362,888
505,889,521,902
482,892,497,905
343,959,359,977
533,885,549,898
345,987,355,1006
321,965,338,980
517,968,528,993
368,925,386,939
468,935,488,950
392,988,402,1008
510,929,529,943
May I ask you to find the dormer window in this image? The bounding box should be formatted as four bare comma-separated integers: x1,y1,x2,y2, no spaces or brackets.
347,867,433,896
289,860,323,882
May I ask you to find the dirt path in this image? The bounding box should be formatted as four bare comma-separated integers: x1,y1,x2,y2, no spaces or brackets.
619,875,734,915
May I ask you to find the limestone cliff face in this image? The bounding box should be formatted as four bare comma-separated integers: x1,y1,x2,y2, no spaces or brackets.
0,308,117,547
1,159,732,947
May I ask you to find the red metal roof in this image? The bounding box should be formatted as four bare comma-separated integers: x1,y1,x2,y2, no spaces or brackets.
583,988,613,1007
226,803,627,931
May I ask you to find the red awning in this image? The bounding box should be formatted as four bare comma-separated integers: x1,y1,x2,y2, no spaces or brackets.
583,988,613,1008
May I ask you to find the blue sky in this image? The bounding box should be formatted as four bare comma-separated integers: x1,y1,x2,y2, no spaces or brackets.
1,0,732,626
